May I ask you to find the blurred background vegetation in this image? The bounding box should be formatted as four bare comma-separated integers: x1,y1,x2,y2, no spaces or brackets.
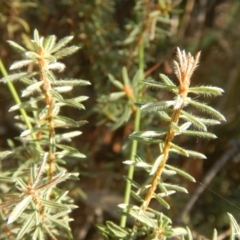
0,0,240,239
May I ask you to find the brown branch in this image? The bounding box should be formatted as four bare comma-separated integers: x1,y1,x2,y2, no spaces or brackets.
38,48,56,179
141,48,200,214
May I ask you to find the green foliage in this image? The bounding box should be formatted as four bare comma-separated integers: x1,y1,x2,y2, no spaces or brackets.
1,1,240,240
98,46,240,239
0,29,90,239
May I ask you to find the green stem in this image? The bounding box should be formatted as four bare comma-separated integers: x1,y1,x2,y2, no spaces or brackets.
120,43,144,228
0,59,36,140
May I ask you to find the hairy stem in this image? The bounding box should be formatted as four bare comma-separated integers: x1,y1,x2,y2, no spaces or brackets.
38,49,56,179
140,46,200,213
142,105,184,212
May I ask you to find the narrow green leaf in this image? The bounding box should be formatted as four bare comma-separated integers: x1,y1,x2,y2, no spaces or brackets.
150,155,164,175
123,176,141,189
117,203,131,209
9,96,44,112
53,46,79,59
171,122,180,131
54,119,87,129
153,193,170,209
55,150,86,159
149,10,161,17
0,176,14,182
129,130,166,144
43,35,56,52
179,122,192,131
169,142,189,157
36,171,69,191
56,144,80,153
70,96,89,102
131,70,142,89
196,118,220,126
32,227,41,240
0,150,12,160
186,227,192,240
171,227,188,236
123,160,135,165
16,213,35,239
41,199,70,210
50,36,74,53
48,62,66,72
44,53,57,62
49,89,63,101
162,183,188,193
56,131,82,141
158,111,171,121
106,221,129,237
131,191,144,203
111,105,131,130
143,79,178,93
165,164,195,182
21,81,43,97
54,115,79,127
51,210,72,219
180,110,207,131
20,125,47,137
122,67,130,86
180,130,217,139
137,100,174,112
7,195,32,224
158,190,176,198
96,224,110,236
7,40,27,53
131,129,167,140
228,213,240,238
53,79,90,86
25,51,41,59
187,99,226,121
184,149,206,159
10,60,33,70
163,168,177,176
56,99,85,109
157,16,175,24
108,73,124,90
123,25,141,45
19,77,34,84
45,213,71,231
54,86,72,93
16,177,28,189
158,181,169,195
33,29,40,45
160,74,177,88
212,229,218,240
148,208,171,222
188,86,224,96
109,91,126,100
0,72,28,83
129,209,157,228
135,161,152,169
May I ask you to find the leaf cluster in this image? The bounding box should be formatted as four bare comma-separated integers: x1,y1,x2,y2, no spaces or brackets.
0,30,90,239
98,50,230,239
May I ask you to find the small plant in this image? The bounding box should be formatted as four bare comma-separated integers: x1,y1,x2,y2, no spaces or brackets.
1,3,240,239
97,47,240,239
0,30,90,239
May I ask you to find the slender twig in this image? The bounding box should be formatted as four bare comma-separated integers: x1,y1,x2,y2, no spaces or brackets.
120,39,144,228
142,48,201,213
37,48,56,179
